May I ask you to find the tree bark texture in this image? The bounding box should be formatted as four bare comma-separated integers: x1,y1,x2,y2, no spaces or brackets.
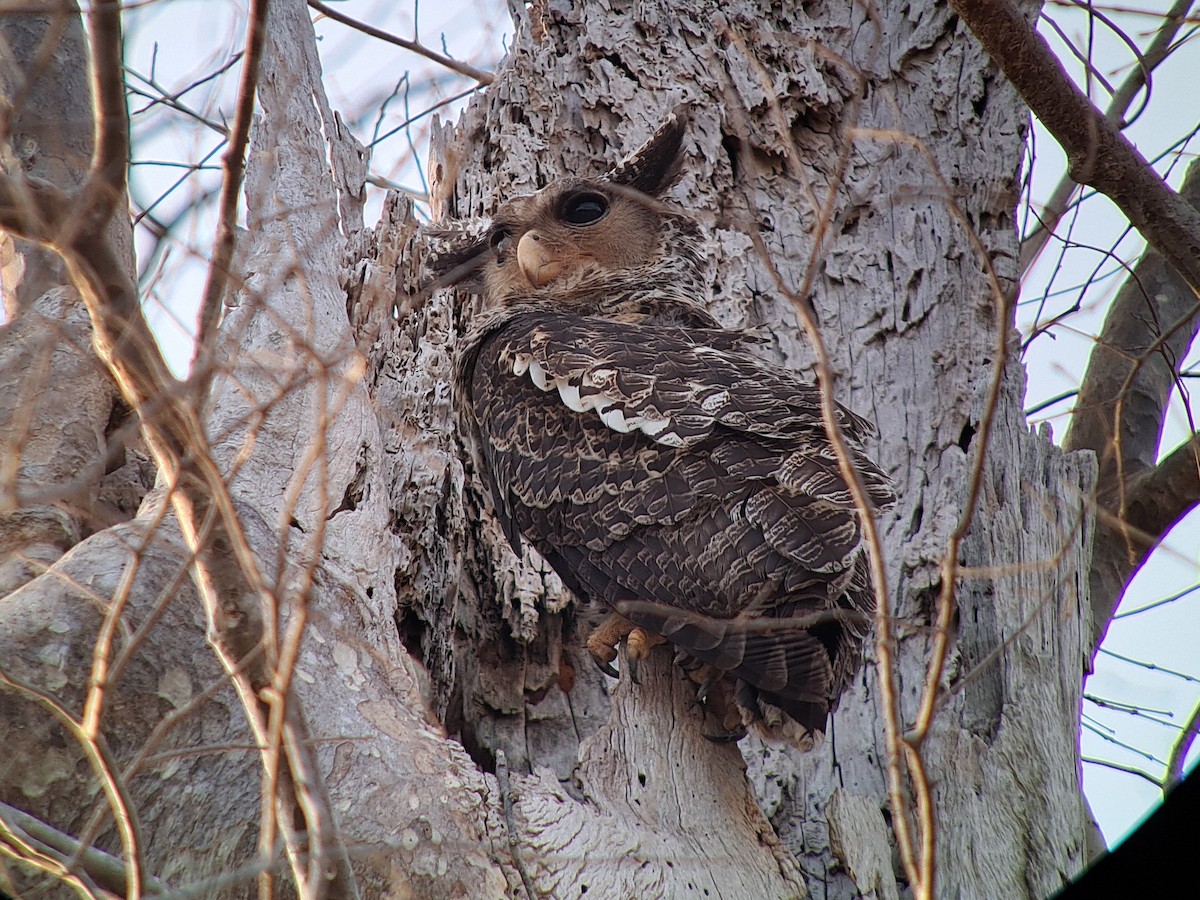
0,0,1097,897
0,8,140,596
413,1,1097,896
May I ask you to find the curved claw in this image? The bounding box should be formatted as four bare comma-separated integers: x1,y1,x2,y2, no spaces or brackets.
587,612,635,681
627,653,642,686
593,656,620,679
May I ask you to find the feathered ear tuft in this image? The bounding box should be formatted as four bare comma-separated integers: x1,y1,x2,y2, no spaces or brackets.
419,217,492,294
605,105,690,197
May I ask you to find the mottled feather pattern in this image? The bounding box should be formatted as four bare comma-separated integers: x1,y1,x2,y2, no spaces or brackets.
436,111,895,748
456,306,895,740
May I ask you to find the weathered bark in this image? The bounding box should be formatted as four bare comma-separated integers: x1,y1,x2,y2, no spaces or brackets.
0,8,140,595
0,0,1104,897
402,1,1096,897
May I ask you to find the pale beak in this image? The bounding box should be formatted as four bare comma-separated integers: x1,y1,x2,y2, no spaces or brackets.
517,231,565,287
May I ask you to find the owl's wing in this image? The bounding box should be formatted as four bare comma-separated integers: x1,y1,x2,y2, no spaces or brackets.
465,309,894,732
474,310,895,521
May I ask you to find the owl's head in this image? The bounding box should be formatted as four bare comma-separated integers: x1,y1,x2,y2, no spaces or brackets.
425,109,707,315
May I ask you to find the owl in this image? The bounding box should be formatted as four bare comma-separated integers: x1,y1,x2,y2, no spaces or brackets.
425,110,895,749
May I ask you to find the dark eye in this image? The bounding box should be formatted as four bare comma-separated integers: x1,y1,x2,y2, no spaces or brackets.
490,226,512,254
561,193,608,226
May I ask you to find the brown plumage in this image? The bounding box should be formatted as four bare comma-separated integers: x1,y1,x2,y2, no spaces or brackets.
425,110,895,749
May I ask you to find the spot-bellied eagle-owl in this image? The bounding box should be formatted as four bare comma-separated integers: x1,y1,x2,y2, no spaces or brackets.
425,110,894,750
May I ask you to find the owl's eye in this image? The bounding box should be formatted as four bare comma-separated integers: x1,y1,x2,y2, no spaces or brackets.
561,193,609,226
490,226,512,255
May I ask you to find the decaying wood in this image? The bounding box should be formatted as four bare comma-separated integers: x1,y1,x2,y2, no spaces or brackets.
509,646,806,897
0,0,1112,897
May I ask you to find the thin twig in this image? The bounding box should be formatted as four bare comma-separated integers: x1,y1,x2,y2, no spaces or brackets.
193,0,269,378
1099,647,1200,682
125,50,243,135
1081,757,1163,788
0,801,169,897
1019,0,1194,273
0,664,147,900
496,751,537,899
1082,718,1166,764
308,0,493,85
950,0,1200,295
1086,694,1177,727
1166,696,1200,788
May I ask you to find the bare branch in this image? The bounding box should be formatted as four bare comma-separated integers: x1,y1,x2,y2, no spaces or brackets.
950,0,1200,294
308,0,494,85
79,0,127,230
0,663,148,899
1166,695,1200,788
1019,0,1195,273
1063,158,1200,644
0,801,162,897
1081,757,1163,788
2,5,329,895
0,800,169,897
1124,432,1200,541
193,0,269,377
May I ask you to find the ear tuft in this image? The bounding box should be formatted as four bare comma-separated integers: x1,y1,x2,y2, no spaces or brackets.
606,105,690,197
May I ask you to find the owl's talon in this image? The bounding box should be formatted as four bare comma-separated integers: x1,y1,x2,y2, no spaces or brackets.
587,612,632,680
628,654,642,686
625,626,664,687
592,656,620,679
587,642,620,679
627,626,664,660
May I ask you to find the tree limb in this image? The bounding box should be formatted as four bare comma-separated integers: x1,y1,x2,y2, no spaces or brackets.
1166,693,1200,789
80,0,127,228
1063,158,1200,646
1019,0,1195,273
1124,432,1200,544
193,0,270,378
950,0,1200,294
1,4,343,896
0,800,169,897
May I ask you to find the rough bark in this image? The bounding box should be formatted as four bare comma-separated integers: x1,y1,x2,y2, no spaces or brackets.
951,0,1200,660
0,0,1102,898
405,1,1096,897
0,7,140,596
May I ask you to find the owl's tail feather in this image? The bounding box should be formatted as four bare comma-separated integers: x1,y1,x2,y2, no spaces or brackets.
616,600,861,750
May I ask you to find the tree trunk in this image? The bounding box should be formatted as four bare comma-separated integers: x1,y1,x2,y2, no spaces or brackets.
0,0,1096,897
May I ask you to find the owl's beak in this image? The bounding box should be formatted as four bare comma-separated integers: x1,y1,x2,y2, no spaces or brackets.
517,231,564,288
